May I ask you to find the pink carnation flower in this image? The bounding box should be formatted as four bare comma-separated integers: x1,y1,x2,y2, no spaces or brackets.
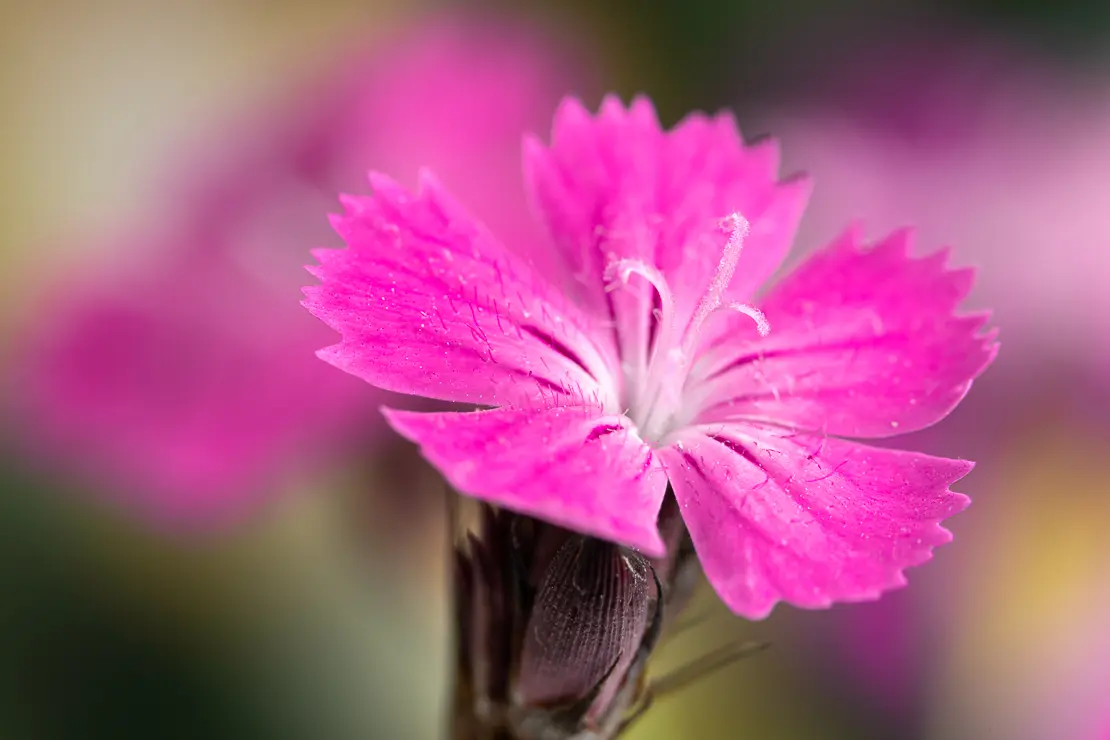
10,17,579,526
304,96,997,618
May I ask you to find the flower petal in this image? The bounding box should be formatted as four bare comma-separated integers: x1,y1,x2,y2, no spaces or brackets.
304,172,616,407
524,95,807,320
694,227,998,437
384,404,668,556
660,426,971,619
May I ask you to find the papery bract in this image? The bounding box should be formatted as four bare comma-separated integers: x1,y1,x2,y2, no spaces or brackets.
305,95,997,617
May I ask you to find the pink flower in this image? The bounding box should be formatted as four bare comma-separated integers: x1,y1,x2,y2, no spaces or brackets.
171,16,584,280
10,17,580,526
304,96,997,618
763,44,1110,401
17,247,366,523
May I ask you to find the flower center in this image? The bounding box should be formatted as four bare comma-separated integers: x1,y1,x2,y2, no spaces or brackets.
603,213,769,445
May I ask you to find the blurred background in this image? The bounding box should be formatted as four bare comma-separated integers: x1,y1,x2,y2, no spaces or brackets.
2,0,1109,738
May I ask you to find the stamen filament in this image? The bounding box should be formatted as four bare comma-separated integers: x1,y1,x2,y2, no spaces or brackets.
601,212,767,445
603,258,678,416
682,213,750,351
723,302,771,337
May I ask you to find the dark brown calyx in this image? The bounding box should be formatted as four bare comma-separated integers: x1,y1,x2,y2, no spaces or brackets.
452,495,697,740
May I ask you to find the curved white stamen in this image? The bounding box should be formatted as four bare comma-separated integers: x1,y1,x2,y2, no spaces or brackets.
603,258,679,414
722,302,771,337
602,258,678,360
603,258,671,303
681,301,771,394
683,213,750,347
603,213,766,445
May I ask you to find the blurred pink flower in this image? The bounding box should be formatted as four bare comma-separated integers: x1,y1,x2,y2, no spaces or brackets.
173,16,587,286
829,595,920,716
19,247,365,523
766,42,1110,412
304,95,996,618
10,16,584,526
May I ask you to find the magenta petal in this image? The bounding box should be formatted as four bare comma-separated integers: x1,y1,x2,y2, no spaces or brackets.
304,172,615,407
524,95,806,316
384,405,667,556
697,227,998,437
660,427,971,618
